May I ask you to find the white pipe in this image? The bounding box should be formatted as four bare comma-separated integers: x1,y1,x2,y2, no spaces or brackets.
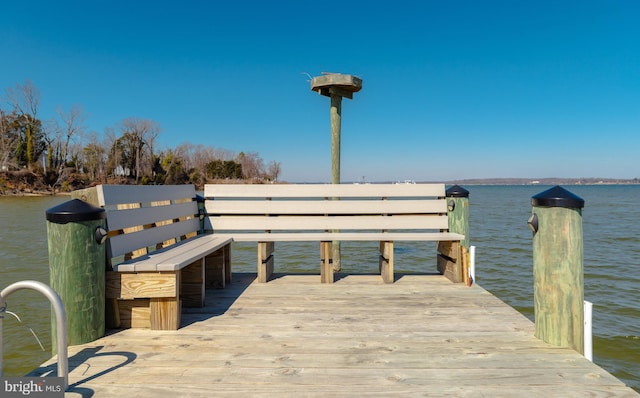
584,300,593,361
0,280,68,391
469,245,476,283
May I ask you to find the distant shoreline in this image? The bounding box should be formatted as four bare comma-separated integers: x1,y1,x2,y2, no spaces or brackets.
0,190,72,197
343,178,639,185
441,177,639,186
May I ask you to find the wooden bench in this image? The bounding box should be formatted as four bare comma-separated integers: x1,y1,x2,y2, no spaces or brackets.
203,183,464,283
73,184,232,330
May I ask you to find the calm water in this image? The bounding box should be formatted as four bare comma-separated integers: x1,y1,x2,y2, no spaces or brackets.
0,185,638,392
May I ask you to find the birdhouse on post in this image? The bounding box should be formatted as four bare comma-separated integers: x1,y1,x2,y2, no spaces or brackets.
310,73,362,272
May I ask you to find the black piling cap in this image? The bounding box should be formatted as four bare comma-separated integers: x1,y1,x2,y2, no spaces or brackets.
531,185,585,209
446,185,469,198
46,199,106,224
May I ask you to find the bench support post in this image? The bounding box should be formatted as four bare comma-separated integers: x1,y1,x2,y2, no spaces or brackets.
105,298,121,329
224,243,232,286
150,297,181,330
379,241,394,283
258,242,275,283
206,244,232,288
181,259,205,307
437,241,463,283
320,242,335,283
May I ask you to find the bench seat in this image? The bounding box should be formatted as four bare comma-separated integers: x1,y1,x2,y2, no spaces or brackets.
230,232,464,242
113,235,233,272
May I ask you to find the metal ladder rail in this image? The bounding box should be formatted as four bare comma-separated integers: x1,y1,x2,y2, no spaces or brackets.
0,280,68,391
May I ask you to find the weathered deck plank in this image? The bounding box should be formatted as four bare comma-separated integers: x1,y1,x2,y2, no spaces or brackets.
32,273,638,397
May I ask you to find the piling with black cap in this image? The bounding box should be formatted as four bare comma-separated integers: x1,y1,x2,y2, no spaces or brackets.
446,185,470,249
438,185,470,283
46,199,107,352
529,185,585,354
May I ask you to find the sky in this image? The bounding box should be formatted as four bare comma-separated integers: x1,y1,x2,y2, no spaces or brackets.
1,1,639,183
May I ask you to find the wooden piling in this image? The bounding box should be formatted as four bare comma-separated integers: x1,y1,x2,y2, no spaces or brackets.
438,185,469,283
46,199,107,353
446,185,470,250
531,186,585,354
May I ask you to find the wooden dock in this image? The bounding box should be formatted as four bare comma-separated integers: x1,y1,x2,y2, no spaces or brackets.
31,273,638,397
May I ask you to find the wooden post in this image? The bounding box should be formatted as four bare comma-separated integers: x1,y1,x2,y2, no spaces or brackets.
46,199,107,352
446,185,470,250
257,242,275,283
330,93,342,271
436,241,462,283
330,94,342,186
437,185,469,283
379,241,394,283
320,241,334,283
71,187,123,328
530,185,585,354
311,73,363,273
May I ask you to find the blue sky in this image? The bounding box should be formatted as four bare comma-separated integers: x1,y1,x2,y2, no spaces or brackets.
2,1,639,182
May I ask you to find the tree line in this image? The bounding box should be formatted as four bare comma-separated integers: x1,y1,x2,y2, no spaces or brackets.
0,80,281,193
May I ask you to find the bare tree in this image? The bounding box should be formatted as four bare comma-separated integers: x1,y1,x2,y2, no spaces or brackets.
0,109,19,170
191,144,218,185
56,105,86,173
237,151,265,181
177,142,196,172
5,80,39,119
208,146,236,162
192,144,213,173
104,127,120,177
178,142,220,178
4,80,45,170
118,117,161,182
82,132,106,181
267,161,282,182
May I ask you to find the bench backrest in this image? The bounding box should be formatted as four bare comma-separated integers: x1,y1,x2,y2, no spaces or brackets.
91,184,200,265
203,183,449,235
